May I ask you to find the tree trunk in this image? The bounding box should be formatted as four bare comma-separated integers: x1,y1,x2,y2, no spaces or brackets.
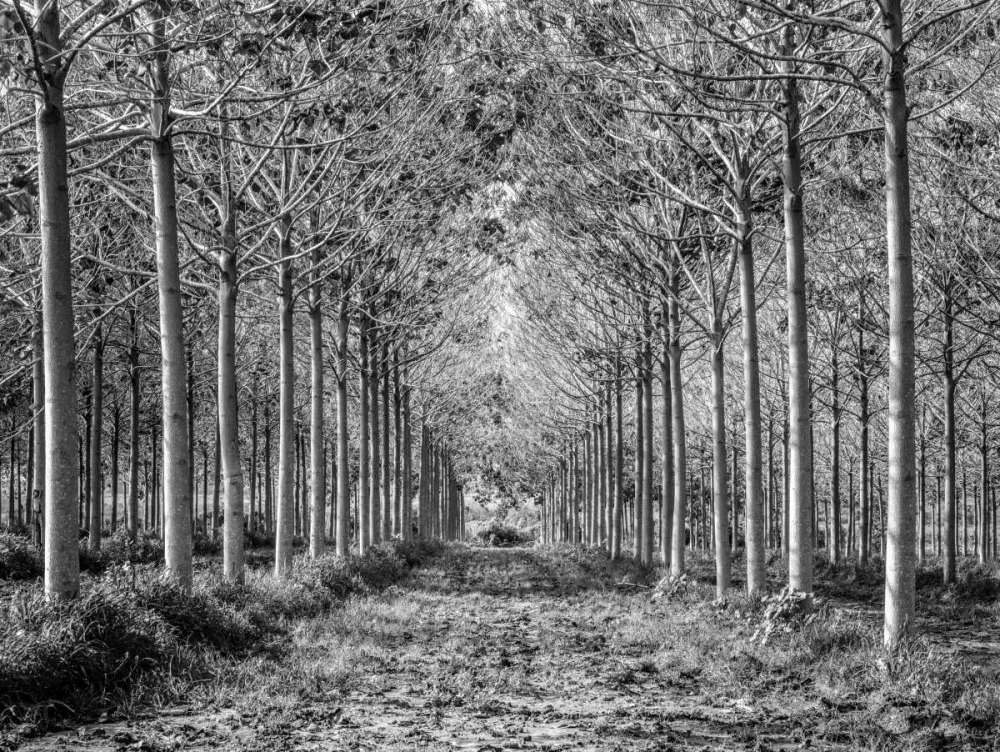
633,355,644,559
881,0,917,649
831,350,842,565
35,0,79,598
710,326,731,598
942,286,957,583
89,328,104,550
216,218,245,581
369,332,382,544
111,407,120,532
149,7,193,584
669,279,688,576
335,292,351,555
642,337,654,563
31,308,45,544
859,300,871,566
309,243,325,558
381,344,391,541
393,350,402,537
402,377,412,541
249,374,258,533
778,64,811,598
359,316,371,551
612,364,624,560
979,406,989,564
274,230,295,576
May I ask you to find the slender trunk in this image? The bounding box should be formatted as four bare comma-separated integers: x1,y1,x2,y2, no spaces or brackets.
669,284,688,577
402,378,412,542
597,395,607,550
633,355,644,559
711,326,732,598
942,287,956,584
393,350,402,537
381,344,391,541
149,8,193,584
36,0,79,599
359,316,371,551
274,228,295,576
127,311,139,540
111,407,120,532
89,329,104,550
369,329,382,544
612,364,623,560
309,243,325,558
31,309,44,545
212,417,220,537
979,396,989,564
642,337,654,563
249,374,258,533
336,293,351,555
831,350,842,565
859,300,871,566
778,64,811,597
881,0,917,649
660,310,674,566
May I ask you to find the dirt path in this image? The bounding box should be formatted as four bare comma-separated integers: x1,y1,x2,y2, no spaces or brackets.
10,548,868,751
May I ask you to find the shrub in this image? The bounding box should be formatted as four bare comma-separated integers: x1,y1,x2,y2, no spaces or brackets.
103,529,164,565
475,521,532,548
0,582,174,721
0,536,444,727
192,531,222,556
244,528,274,549
0,533,42,581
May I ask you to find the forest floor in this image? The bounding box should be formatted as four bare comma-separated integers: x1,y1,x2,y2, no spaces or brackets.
8,544,1000,752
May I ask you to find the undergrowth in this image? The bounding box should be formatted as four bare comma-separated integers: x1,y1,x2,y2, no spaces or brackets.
475,520,533,547
0,539,442,730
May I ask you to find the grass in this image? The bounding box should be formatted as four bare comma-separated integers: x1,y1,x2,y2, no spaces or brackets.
2,536,998,750
0,537,443,733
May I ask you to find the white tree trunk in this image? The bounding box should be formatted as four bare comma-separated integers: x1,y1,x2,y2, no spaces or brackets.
308,244,325,558
35,0,79,600
274,227,295,576
150,5,193,585
882,0,917,649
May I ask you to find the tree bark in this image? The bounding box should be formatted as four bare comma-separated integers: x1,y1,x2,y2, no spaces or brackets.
36,0,79,599
31,308,45,544
668,278,687,577
779,59,811,599
882,0,918,648
642,336,654,563
149,5,193,585
612,365,623,560
369,328,382,544
359,316,371,551
335,291,351,554
309,243,325,558
711,326,731,598
381,343,391,541
89,329,103,550
274,227,295,576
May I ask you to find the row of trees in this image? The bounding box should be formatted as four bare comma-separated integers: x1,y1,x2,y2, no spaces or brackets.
0,0,512,596
497,0,1000,650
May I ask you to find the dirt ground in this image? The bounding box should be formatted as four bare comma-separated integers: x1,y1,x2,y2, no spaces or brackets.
9,546,1000,752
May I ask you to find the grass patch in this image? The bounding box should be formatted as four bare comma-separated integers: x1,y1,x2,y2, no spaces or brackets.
0,539,442,730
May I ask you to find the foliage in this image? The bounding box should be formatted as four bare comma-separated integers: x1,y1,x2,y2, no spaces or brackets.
0,539,444,727
475,520,533,548
0,533,42,581
749,588,823,645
